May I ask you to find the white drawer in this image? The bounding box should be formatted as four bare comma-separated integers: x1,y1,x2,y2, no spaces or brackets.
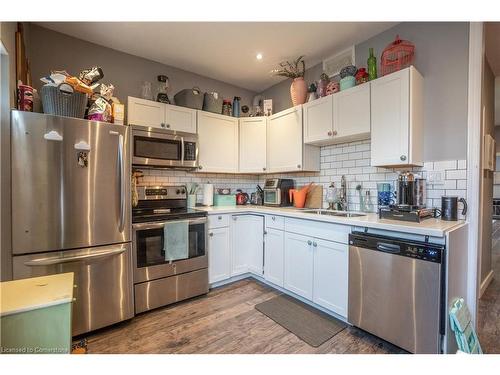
285,218,349,244
265,215,285,230
208,214,230,229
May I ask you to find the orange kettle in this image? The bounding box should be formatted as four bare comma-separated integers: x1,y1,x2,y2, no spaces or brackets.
289,183,312,208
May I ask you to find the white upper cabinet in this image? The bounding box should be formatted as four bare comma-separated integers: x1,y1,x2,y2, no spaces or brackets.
127,97,197,133
239,117,267,174
267,106,320,173
303,85,370,146
128,97,164,128
197,111,239,173
333,83,371,143
370,66,423,167
165,104,197,133
303,95,334,144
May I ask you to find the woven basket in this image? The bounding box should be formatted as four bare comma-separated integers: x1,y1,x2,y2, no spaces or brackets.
174,87,204,110
41,83,87,118
381,35,415,76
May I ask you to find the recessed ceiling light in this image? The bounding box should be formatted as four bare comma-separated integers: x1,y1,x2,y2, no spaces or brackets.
256,53,263,61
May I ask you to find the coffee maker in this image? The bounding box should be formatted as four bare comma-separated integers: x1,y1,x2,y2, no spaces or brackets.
379,172,434,222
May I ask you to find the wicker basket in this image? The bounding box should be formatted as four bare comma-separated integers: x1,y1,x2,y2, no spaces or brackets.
41,83,87,118
381,35,415,76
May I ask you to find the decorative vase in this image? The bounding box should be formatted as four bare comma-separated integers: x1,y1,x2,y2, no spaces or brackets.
290,77,307,106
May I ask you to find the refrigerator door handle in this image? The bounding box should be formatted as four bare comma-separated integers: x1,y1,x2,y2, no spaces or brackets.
118,133,125,233
181,137,185,165
23,247,127,266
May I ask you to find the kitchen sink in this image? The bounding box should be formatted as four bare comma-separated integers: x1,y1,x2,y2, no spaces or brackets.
301,209,366,218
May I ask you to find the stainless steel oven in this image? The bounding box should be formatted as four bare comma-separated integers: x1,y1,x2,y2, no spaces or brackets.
132,217,208,314
131,185,208,314
131,125,198,169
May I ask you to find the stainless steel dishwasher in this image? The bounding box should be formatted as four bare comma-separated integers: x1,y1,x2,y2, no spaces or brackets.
348,232,445,354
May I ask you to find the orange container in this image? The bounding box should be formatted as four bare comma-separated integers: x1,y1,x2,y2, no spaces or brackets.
289,183,312,208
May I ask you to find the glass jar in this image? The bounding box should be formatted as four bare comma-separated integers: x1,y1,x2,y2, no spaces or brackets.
222,99,232,116
141,81,153,100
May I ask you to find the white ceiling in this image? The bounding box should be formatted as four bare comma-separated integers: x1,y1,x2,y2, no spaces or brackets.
36,22,397,92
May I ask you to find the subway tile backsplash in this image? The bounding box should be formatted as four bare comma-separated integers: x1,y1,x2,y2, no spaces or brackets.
138,139,467,216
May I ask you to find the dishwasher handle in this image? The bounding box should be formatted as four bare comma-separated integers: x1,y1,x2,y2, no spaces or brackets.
376,242,401,254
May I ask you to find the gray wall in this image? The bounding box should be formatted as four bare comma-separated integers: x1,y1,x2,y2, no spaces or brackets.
28,24,257,114
261,22,470,162
480,59,495,284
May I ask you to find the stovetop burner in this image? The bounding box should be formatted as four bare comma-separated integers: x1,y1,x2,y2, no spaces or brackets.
379,206,436,223
132,185,206,223
132,208,206,223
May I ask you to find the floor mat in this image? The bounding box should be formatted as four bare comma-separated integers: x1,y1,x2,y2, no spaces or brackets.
255,294,347,347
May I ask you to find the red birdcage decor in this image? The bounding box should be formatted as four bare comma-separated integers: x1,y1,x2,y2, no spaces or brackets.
380,35,415,76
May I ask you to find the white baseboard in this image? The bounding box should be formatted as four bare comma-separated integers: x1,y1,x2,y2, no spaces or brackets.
479,270,494,298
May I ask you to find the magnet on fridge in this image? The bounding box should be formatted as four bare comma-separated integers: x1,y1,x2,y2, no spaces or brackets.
74,141,91,151
43,130,63,141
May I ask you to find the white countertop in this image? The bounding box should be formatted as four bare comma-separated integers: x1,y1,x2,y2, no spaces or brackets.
196,205,466,237
0,273,74,317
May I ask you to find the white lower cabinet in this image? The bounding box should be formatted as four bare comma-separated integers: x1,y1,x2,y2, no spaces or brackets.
208,226,231,284
284,232,314,300
312,239,348,317
231,215,264,276
264,227,285,287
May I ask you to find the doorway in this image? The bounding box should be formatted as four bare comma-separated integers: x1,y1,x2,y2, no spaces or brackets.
476,21,500,354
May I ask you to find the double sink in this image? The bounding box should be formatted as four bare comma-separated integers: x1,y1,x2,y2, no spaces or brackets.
297,209,366,218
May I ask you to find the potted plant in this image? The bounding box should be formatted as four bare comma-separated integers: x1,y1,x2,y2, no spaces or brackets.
272,55,307,106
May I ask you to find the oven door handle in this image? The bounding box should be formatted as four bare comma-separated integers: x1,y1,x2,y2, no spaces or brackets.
133,217,207,230
23,247,127,266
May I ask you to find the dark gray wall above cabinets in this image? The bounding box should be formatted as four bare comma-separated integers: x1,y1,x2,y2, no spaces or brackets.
28,24,257,113
261,22,470,162
356,22,469,162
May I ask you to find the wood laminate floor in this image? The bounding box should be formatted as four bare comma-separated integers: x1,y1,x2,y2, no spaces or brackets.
477,220,500,354
85,279,406,354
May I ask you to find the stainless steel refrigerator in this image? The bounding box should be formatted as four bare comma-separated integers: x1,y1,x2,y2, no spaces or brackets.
10,110,134,336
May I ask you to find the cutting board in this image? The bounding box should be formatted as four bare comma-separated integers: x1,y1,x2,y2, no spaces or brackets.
304,184,323,208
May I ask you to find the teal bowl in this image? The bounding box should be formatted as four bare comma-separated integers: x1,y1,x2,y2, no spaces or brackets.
340,76,356,91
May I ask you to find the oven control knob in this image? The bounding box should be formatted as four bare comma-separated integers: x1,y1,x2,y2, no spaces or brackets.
181,189,186,194
176,189,181,195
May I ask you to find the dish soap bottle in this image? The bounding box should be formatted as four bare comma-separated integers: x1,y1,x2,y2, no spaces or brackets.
367,48,377,80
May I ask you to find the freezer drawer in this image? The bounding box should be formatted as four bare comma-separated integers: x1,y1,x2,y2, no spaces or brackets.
134,268,208,314
349,243,442,354
11,111,131,254
13,243,134,336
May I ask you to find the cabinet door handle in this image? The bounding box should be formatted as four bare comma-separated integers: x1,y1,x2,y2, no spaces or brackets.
264,231,267,235
327,131,333,136
307,240,312,246
198,165,203,170
332,130,337,136
233,216,237,221
166,124,171,128
209,232,214,237
218,216,222,220
297,164,301,169
313,241,318,247
400,155,407,161
160,123,166,128
263,167,267,171
271,216,275,221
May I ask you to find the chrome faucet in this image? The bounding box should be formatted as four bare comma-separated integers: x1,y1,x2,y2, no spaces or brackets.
339,175,348,211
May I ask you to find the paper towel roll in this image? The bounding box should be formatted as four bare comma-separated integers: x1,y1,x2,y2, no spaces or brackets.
202,183,214,206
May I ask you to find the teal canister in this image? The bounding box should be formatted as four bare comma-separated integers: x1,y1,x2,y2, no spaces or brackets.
339,76,356,91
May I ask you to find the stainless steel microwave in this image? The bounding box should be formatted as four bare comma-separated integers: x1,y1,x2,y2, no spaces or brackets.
131,125,198,169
